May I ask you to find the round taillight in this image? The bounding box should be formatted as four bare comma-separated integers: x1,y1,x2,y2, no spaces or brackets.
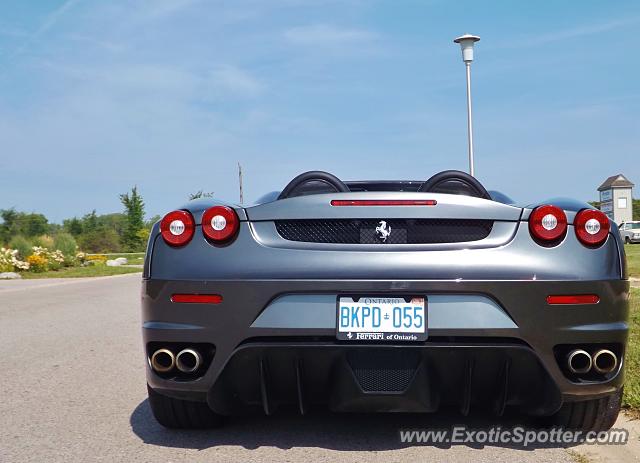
202,206,239,242
160,210,195,246
575,209,610,247
529,205,567,243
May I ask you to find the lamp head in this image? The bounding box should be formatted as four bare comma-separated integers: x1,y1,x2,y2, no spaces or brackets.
454,34,480,63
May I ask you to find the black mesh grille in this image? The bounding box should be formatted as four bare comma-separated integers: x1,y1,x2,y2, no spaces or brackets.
348,350,418,393
275,219,493,244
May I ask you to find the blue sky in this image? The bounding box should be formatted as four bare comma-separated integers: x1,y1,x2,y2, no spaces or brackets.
0,0,638,222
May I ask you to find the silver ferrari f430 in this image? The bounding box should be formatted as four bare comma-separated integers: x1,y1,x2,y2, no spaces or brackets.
142,170,629,431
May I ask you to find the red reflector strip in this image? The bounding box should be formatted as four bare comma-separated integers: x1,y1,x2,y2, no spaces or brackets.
330,199,437,206
171,294,223,304
546,295,600,305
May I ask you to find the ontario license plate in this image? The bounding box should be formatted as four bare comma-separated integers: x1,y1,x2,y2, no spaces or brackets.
336,296,427,341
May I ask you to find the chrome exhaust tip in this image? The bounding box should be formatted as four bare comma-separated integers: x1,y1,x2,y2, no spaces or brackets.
593,349,617,374
567,349,592,374
150,348,175,373
176,348,202,373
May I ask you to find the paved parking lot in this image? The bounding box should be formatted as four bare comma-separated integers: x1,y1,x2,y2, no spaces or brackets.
1,274,637,462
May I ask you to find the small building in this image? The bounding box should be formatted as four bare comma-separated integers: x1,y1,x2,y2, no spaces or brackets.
597,174,634,224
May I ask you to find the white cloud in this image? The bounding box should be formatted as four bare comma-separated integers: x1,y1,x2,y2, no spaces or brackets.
204,64,264,98
35,59,264,102
503,16,640,48
284,23,376,46
36,61,200,98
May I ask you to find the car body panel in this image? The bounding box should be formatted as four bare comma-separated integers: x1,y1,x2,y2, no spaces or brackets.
250,293,518,330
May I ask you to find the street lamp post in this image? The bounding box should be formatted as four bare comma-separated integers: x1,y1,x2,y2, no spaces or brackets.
454,34,480,177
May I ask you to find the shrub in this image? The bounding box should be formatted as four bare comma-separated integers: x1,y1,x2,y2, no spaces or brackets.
75,252,87,265
77,229,121,253
0,247,30,272
32,235,55,250
9,235,32,260
54,233,78,264
26,254,48,272
30,246,65,271
49,250,65,270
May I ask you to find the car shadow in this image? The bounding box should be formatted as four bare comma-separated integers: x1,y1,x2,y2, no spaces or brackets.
130,399,579,451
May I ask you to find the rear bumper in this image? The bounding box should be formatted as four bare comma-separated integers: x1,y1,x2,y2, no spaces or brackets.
209,343,561,416
142,278,629,415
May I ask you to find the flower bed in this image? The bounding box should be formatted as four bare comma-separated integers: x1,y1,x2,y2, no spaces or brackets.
0,245,90,274
0,247,30,272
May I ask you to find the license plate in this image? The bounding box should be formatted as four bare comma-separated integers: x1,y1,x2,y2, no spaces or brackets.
336,296,427,341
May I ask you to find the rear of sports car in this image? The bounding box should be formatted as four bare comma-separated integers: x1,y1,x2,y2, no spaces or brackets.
142,176,629,430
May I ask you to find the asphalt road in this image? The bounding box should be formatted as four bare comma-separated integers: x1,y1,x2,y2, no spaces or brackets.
0,274,634,462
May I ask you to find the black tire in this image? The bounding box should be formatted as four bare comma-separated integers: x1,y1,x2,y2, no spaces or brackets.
147,384,224,429
548,389,622,431
626,237,632,244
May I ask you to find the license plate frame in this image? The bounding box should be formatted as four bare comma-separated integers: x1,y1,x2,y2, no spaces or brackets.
336,295,427,342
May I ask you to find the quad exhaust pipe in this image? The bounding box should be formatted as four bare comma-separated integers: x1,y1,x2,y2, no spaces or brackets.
593,349,617,374
567,349,592,374
150,348,175,373
176,348,202,373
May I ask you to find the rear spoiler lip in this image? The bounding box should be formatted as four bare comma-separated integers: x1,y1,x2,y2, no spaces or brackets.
245,192,524,222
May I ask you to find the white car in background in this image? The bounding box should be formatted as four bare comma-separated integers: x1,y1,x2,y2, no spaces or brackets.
619,221,640,244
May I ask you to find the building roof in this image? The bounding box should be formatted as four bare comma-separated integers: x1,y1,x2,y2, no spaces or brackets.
598,174,634,191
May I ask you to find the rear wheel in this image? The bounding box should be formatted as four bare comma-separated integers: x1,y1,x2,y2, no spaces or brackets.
147,385,224,429
626,237,632,244
548,389,622,431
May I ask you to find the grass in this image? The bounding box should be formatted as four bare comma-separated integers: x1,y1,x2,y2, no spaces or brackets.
90,252,146,265
624,245,640,412
624,287,640,411
626,244,640,279
20,265,142,279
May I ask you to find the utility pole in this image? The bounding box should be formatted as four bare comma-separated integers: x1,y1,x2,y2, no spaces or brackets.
238,162,244,205
453,34,480,177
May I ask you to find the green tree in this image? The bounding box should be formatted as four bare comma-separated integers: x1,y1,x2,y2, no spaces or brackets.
0,208,19,244
22,213,48,237
119,186,146,251
63,217,83,237
98,213,126,241
0,209,48,241
82,210,99,234
634,199,640,221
